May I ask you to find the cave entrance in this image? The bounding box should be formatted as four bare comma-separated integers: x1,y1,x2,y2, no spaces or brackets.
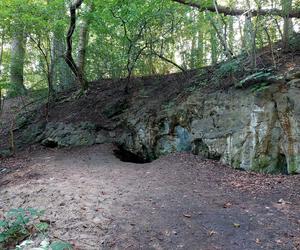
42,139,58,148
113,146,151,164
277,153,288,175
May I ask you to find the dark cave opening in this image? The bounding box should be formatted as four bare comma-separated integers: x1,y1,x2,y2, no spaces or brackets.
42,139,58,148
113,146,151,164
278,153,288,175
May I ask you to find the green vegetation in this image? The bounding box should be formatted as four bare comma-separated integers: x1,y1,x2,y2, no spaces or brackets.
0,208,72,250
251,82,270,93
0,0,298,96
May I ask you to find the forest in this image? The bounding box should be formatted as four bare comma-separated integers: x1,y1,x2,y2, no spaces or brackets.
0,0,300,249
0,0,298,96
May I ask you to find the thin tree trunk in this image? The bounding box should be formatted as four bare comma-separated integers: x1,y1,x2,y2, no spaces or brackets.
51,32,74,90
243,0,257,71
77,4,93,76
190,35,196,69
210,29,218,64
0,32,4,75
0,32,4,115
207,15,232,59
10,29,27,96
197,28,204,67
282,0,293,50
64,0,87,90
77,21,89,76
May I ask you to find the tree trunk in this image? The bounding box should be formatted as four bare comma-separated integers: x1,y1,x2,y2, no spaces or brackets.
77,4,93,76
10,29,27,95
0,32,4,75
282,0,293,50
77,22,88,76
210,29,218,64
64,0,87,90
51,32,74,91
0,32,3,114
197,26,205,67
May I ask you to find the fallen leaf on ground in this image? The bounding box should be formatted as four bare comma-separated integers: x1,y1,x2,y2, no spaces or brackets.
277,199,291,205
208,230,217,237
223,202,232,208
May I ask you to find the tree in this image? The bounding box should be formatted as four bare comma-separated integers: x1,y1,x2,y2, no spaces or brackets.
10,28,26,96
281,0,293,49
77,3,93,77
64,0,87,90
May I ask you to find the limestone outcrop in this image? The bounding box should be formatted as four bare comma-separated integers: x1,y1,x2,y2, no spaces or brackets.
118,70,300,174
2,67,300,174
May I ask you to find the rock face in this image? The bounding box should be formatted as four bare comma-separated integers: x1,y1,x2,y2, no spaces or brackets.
2,67,300,174
118,72,300,174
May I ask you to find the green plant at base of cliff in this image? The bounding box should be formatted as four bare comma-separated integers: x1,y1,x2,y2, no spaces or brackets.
287,157,298,175
232,157,242,169
251,156,287,174
0,208,44,245
0,208,72,250
251,156,271,173
251,82,270,93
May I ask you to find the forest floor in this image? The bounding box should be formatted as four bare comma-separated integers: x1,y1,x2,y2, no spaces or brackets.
1,144,300,250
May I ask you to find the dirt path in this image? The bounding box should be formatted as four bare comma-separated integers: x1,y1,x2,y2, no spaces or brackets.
1,144,300,250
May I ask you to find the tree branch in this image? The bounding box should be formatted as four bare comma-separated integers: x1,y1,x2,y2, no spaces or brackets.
171,0,300,18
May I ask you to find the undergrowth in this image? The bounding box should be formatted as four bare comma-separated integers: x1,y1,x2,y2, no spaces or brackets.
0,208,72,250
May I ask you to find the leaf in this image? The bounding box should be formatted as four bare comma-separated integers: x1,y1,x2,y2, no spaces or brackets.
6,208,25,217
277,198,291,205
0,232,8,243
0,220,8,228
0,81,11,89
50,241,72,250
223,202,232,208
208,230,217,237
35,222,49,232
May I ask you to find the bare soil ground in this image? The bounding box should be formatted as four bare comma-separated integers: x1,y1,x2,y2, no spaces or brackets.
1,144,300,250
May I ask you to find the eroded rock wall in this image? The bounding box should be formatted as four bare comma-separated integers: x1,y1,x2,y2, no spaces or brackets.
3,68,300,174
119,74,300,174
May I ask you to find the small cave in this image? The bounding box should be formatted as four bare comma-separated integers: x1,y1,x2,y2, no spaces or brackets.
42,139,58,148
113,146,151,164
277,153,288,175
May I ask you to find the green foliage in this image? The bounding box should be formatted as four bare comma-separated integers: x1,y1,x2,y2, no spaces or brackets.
2,81,25,98
251,156,271,172
0,208,44,245
0,78,14,96
0,81,10,90
289,32,300,51
49,241,72,250
0,0,297,92
251,82,270,93
238,71,272,87
215,59,241,78
0,208,72,250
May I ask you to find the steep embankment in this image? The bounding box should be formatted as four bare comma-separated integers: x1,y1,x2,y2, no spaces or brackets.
1,40,300,174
